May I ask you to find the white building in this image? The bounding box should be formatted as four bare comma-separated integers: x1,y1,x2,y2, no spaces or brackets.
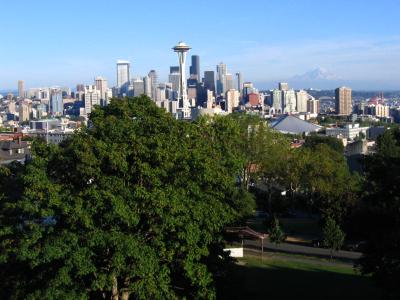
116,60,130,95
296,90,308,113
226,89,240,113
84,85,101,115
326,124,369,141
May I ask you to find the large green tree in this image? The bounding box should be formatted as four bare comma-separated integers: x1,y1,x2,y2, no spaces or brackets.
0,97,253,299
358,128,400,299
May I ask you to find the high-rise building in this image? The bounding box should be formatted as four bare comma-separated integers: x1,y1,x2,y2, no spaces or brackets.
50,90,63,116
272,89,282,112
170,66,180,74
279,82,289,91
225,73,234,91
148,70,158,100
335,87,352,115
190,55,200,80
204,71,215,94
216,62,227,95
143,76,152,98
95,77,108,102
8,101,16,114
18,80,25,98
117,60,130,95
172,41,191,119
296,90,308,113
169,68,180,93
76,84,85,93
19,101,31,122
132,78,145,97
226,89,240,113
243,82,255,101
84,85,101,115
236,73,243,95
307,99,320,114
282,90,297,113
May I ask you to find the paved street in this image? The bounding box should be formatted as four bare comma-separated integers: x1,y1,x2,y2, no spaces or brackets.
243,239,362,262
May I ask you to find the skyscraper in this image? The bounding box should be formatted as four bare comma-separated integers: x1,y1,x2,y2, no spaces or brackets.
279,82,289,91
225,73,234,91
204,71,215,94
148,70,158,100
117,60,130,95
282,90,297,113
50,90,63,116
143,76,152,98
18,80,25,98
335,87,352,115
216,62,227,95
190,55,200,80
95,77,108,102
169,67,180,93
84,85,101,115
172,41,191,119
132,78,145,97
296,90,308,113
236,72,243,93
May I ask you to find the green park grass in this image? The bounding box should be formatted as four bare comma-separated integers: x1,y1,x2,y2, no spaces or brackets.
218,256,381,300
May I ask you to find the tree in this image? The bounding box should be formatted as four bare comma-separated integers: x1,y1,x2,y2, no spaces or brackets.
357,128,400,299
322,217,345,259
304,134,344,154
0,96,254,299
268,217,286,245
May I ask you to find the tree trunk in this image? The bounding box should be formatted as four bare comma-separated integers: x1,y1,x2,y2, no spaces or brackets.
121,291,130,300
111,276,119,300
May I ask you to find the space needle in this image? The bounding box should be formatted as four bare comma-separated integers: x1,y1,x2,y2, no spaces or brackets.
173,41,191,119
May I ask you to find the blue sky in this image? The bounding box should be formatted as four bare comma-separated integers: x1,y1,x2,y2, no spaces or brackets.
1,0,400,90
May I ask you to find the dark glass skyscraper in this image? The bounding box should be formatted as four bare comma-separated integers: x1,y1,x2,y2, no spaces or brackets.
203,71,215,94
190,55,200,80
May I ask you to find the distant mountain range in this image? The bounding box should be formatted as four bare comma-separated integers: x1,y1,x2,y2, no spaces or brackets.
291,68,340,81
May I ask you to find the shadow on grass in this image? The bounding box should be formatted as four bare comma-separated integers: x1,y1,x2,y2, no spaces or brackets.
217,261,382,300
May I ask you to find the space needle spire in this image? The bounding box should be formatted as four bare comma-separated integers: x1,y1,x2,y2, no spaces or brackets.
172,41,191,119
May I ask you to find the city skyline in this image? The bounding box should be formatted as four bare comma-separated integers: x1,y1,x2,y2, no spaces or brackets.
1,0,400,90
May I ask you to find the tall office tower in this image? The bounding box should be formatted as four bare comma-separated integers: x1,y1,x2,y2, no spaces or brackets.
156,84,166,102
242,82,255,101
307,99,320,114
19,101,31,122
187,76,198,101
50,90,63,115
282,90,297,113
18,80,25,98
204,71,215,94
148,70,158,100
170,66,180,74
84,85,101,115
226,89,240,113
225,73,234,91
190,55,200,80
169,69,180,93
236,72,243,93
216,62,227,95
335,87,352,115
132,78,145,97
172,41,191,118
279,82,289,91
76,84,85,93
117,60,131,95
7,101,16,114
296,90,308,113
272,89,283,112
95,77,108,102
143,76,152,98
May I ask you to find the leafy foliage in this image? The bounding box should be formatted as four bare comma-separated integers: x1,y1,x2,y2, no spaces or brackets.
358,128,400,299
322,217,345,258
0,97,254,299
268,217,286,245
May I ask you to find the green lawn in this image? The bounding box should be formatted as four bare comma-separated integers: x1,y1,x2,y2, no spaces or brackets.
218,256,381,300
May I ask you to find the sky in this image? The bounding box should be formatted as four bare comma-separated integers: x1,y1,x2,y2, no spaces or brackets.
1,0,400,90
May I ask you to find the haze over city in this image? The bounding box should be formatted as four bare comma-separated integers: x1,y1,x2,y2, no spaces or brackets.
1,0,400,90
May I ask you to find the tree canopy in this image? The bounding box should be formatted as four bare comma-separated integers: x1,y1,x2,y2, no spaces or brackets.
358,128,400,299
0,96,254,299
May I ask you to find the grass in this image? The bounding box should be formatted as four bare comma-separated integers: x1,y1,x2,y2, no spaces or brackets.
218,256,381,300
